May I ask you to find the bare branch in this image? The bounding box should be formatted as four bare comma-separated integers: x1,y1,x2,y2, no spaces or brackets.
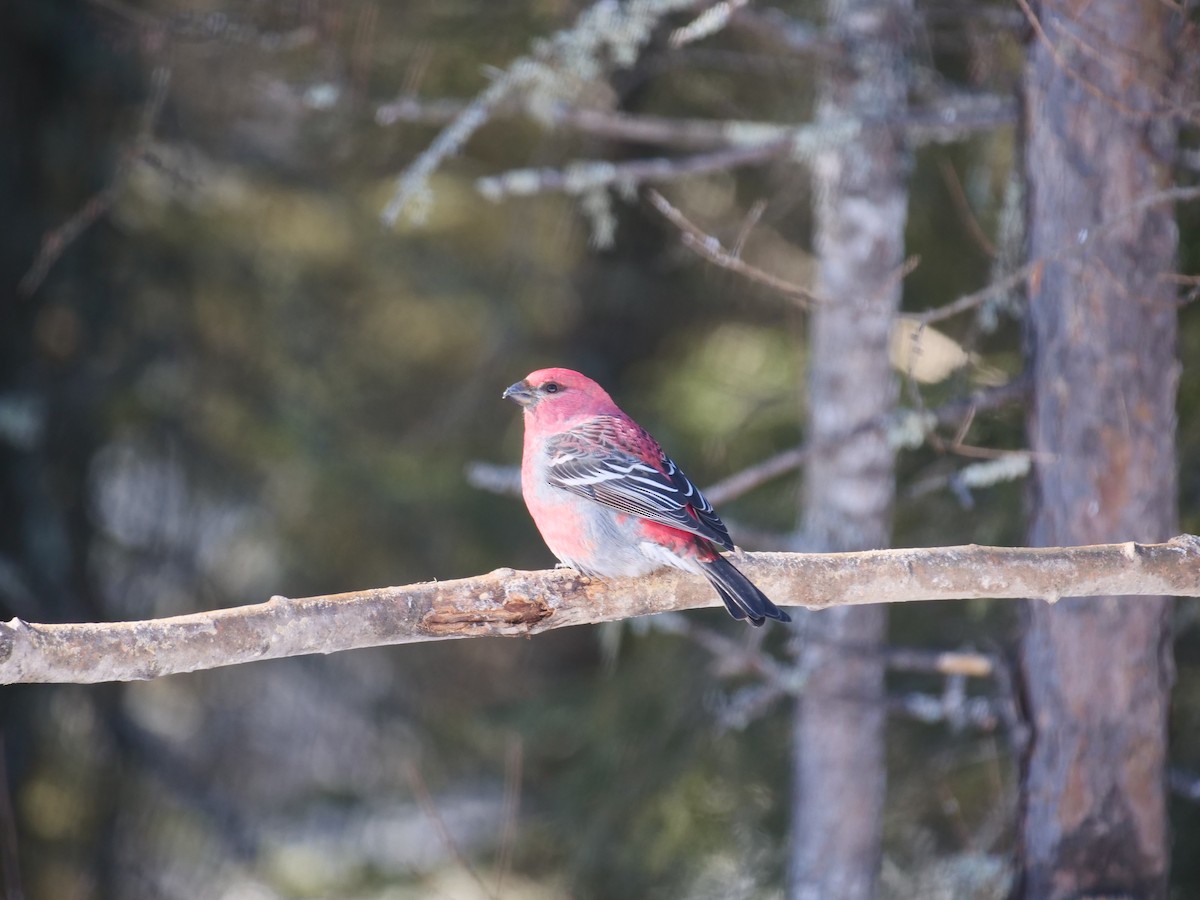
727,6,842,56
646,188,825,308
471,95,1019,202
730,5,1026,57
703,446,812,507
382,74,514,225
377,94,1015,151
671,0,749,48
0,736,23,900
19,65,172,296
650,612,795,686
2,537,1197,685
376,98,794,149
909,184,1200,327
883,647,995,678
911,265,1032,326
656,614,1000,730
906,452,1032,505
379,0,699,224
405,761,497,900
88,0,320,49
703,377,1029,506
1013,0,1187,122
477,140,794,201
891,689,1000,731
938,157,997,258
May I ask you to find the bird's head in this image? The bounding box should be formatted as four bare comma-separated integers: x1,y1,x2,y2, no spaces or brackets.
503,367,620,425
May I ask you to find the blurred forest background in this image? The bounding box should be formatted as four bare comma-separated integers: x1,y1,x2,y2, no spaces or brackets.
1,0,1197,898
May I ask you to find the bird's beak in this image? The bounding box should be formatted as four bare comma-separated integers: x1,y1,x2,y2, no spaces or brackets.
503,379,535,407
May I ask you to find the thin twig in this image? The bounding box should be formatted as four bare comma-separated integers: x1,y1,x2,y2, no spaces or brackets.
703,446,812,507
1162,272,1200,307
382,74,515,225
647,188,825,308
911,265,1031,325
671,0,749,48
470,97,1021,202
650,613,795,687
732,199,768,257
938,157,996,258
884,647,995,678
477,140,793,201
18,185,124,297
890,690,999,731
716,681,789,730
1014,0,1187,122
704,377,1028,506
19,65,172,296
875,254,922,305
380,0,699,224
911,184,1200,330
658,616,998,730
719,679,1003,732
405,762,497,900
378,94,1017,150
88,0,319,49
727,6,844,57
349,2,378,101
494,736,523,898
0,735,24,900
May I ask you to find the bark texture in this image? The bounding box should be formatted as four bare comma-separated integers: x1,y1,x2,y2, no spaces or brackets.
789,0,910,895
1018,0,1181,896
2,538,1196,684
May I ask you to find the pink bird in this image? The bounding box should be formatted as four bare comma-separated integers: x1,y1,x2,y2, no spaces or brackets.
504,367,790,626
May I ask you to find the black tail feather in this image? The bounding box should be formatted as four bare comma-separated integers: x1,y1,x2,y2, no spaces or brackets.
700,555,790,626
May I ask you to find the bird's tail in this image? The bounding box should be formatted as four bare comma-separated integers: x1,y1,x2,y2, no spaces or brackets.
699,554,791,627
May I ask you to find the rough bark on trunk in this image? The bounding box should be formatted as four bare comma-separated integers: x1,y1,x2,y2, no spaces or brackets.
788,0,910,896
1017,1,1180,896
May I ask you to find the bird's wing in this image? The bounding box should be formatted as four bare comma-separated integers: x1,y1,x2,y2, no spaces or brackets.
543,416,733,550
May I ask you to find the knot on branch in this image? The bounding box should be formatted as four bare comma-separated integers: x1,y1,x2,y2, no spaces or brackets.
421,595,554,636
0,620,16,663
1171,533,1200,555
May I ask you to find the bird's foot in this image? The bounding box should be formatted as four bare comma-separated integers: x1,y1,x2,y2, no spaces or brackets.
554,562,594,584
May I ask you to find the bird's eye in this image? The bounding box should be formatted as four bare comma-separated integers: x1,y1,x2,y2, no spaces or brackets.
543,382,561,394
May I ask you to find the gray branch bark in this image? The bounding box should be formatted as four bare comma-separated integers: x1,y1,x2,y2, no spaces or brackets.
1,537,1196,685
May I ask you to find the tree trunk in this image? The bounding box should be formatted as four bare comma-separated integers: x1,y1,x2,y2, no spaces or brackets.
788,0,910,895
1016,1,1180,896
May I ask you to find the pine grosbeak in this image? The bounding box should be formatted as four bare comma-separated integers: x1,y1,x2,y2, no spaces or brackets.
504,367,790,626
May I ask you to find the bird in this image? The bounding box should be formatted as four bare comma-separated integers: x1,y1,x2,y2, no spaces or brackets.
503,367,790,626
